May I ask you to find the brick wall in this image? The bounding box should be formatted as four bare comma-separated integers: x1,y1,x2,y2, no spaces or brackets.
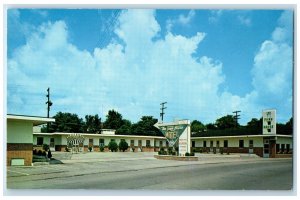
7,143,33,166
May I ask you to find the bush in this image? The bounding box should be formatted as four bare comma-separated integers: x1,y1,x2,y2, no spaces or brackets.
88,146,93,152
119,140,129,152
172,152,176,156
199,148,203,153
43,144,49,152
100,146,105,152
185,152,190,156
42,151,47,157
159,147,164,152
47,150,52,159
65,146,70,152
190,152,195,156
220,147,224,155
131,147,135,152
108,141,118,152
33,149,37,155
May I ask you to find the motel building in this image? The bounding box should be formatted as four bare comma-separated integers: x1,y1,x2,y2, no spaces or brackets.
32,129,168,153
7,114,55,166
190,134,293,158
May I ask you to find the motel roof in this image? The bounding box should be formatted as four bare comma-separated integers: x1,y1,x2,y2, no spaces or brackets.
192,134,292,140
7,114,55,126
33,132,166,139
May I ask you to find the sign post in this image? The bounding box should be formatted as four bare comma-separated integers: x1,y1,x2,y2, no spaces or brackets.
154,120,191,156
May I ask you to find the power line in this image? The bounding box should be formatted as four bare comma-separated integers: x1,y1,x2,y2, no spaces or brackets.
160,102,167,122
232,110,241,127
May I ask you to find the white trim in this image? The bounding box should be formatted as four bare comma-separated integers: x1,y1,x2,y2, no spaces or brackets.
7,114,55,125
33,132,166,140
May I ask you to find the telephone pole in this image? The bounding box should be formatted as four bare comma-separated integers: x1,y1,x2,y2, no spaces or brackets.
46,87,53,132
232,110,241,127
160,102,167,122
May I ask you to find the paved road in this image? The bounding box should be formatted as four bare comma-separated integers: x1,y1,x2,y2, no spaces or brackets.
6,153,293,192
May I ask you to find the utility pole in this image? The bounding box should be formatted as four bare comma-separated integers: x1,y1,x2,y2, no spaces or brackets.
160,102,167,122
232,110,241,128
46,87,53,132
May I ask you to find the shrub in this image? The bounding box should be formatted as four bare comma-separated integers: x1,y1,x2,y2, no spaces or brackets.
172,152,176,156
65,146,70,152
88,146,93,152
43,144,49,152
100,146,105,152
220,148,224,155
42,151,47,157
37,150,43,156
158,151,161,155
190,152,195,156
131,147,135,152
159,147,164,152
33,149,37,155
108,141,118,152
199,148,203,153
185,152,190,156
119,140,129,152
47,150,52,159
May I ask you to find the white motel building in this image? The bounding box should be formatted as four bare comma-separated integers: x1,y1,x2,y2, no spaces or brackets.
7,113,293,166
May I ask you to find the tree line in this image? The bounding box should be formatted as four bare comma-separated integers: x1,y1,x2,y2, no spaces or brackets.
42,110,293,136
42,110,163,136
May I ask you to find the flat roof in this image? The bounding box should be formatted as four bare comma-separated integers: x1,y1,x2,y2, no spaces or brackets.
33,132,166,139
192,134,292,140
7,114,55,125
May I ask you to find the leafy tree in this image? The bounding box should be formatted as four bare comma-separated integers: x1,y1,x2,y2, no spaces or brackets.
119,140,129,152
215,115,236,129
285,117,293,129
246,118,262,128
108,141,118,152
103,110,124,130
83,114,102,133
191,120,206,133
43,112,84,133
131,116,162,136
115,119,132,135
206,123,217,130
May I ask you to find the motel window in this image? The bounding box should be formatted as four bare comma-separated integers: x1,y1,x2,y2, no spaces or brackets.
281,144,285,152
89,139,93,145
99,139,105,147
210,141,213,148
286,144,290,153
216,141,220,148
37,137,44,145
203,141,207,148
276,144,280,153
192,141,195,148
249,140,253,148
146,140,151,147
138,140,142,147
50,138,55,147
159,141,163,147
130,140,134,147
239,140,244,148
224,140,228,148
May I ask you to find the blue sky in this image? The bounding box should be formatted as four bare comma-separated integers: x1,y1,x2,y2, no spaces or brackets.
7,9,293,125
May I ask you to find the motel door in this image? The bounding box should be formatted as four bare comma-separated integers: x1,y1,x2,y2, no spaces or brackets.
249,140,253,154
50,138,55,151
263,138,270,158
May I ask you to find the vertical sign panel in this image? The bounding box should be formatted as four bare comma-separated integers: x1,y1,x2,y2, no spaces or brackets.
262,109,276,135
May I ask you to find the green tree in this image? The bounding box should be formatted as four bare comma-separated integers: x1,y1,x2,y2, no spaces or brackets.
246,118,262,128
131,116,162,136
108,141,118,152
119,140,129,152
115,119,132,135
43,112,84,133
191,120,206,133
206,123,217,130
83,114,102,133
215,115,236,129
103,110,124,130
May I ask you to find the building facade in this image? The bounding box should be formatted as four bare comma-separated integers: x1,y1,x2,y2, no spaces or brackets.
33,130,168,152
191,134,293,158
7,114,55,166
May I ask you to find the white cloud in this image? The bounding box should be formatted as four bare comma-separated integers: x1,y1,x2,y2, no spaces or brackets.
208,10,223,24
238,15,252,26
166,10,196,32
7,10,293,125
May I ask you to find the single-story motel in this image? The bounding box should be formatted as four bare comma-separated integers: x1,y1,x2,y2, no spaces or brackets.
7,114,293,166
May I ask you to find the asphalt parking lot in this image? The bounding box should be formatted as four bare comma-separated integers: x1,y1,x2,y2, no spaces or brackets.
5,152,293,192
